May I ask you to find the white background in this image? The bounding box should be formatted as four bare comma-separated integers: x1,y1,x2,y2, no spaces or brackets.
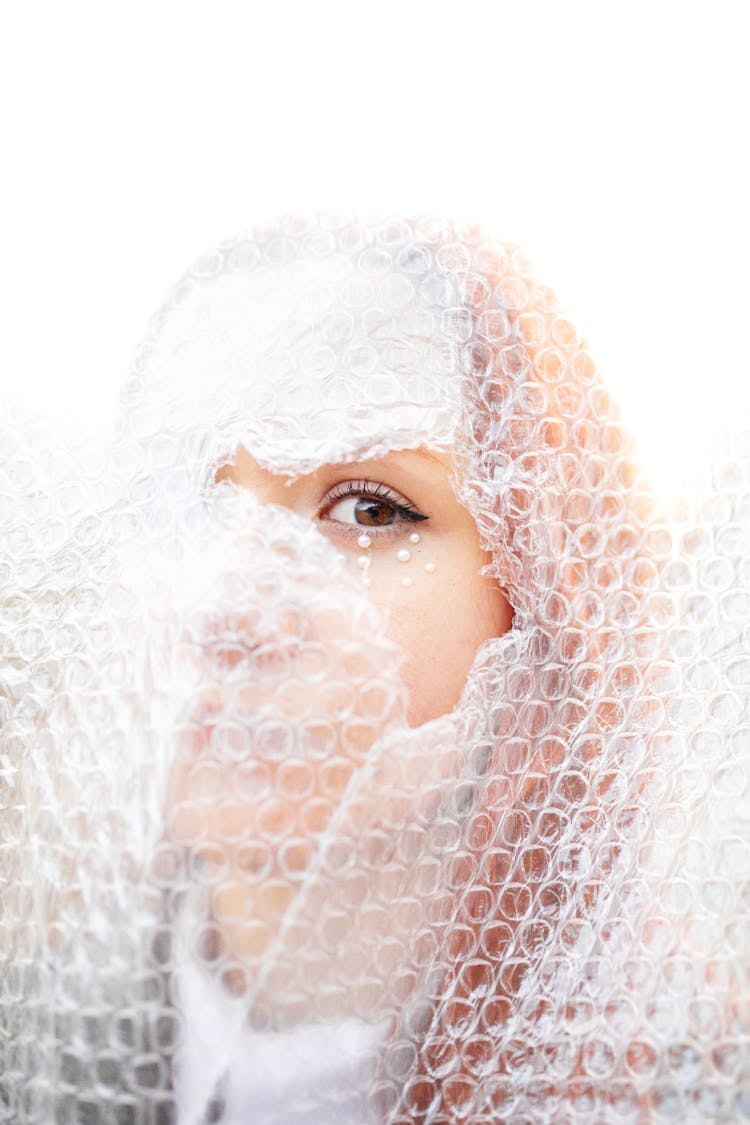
2,1,747,495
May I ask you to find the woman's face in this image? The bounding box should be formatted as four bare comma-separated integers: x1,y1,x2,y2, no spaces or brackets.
168,442,513,985
161,234,515,997
215,445,513,727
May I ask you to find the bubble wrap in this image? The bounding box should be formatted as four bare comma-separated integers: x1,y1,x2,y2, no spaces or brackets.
1,214,749,1123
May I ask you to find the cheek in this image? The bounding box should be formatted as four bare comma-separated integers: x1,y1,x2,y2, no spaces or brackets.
367,557,513,727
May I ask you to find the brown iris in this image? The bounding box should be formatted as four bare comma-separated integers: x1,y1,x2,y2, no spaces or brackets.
354,498,397,527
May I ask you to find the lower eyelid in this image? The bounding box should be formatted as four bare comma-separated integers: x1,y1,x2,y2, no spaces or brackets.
317,516,415,543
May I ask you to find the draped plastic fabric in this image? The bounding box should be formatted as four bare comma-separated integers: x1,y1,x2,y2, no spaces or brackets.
1,214,748,1123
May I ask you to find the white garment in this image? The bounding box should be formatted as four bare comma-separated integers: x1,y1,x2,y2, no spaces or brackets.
176,961,390,1124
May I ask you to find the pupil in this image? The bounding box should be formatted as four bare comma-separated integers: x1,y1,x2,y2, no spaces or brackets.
354,498,396,527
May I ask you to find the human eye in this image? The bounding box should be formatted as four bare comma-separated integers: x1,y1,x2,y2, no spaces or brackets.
318,479,428,540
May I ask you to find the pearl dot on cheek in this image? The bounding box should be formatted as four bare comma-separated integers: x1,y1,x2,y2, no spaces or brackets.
409,532,420,545
424,562,436,573
357,556,370,570
357,533,372,549
402,577,413,588
396,549,410,563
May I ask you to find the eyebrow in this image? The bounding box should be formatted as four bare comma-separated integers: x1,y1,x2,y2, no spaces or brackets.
341,446,451,472
413,447,451,469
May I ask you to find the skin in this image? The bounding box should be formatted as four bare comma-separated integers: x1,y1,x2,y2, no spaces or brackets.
215,445,513,727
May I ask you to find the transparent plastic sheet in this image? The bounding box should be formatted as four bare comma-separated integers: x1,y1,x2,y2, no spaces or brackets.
1,215,748,1123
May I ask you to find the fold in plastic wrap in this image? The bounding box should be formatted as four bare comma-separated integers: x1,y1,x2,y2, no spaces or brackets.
1,215,749,1123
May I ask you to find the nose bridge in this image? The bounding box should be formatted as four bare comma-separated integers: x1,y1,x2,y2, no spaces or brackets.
216,447,295,509
185,492,328,667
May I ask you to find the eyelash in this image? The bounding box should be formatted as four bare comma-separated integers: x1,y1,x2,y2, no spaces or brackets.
319,479,428,538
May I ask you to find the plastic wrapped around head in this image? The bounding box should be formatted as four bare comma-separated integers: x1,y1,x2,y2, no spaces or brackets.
1,214,748,1123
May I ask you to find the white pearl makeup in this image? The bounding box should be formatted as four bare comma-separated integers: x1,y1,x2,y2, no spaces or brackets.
348,531,432,592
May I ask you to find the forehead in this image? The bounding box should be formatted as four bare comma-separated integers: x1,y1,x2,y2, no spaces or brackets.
133,238,467,476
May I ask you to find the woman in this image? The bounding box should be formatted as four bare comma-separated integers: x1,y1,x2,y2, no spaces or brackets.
2,214,746,1122
124,212,662,1122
